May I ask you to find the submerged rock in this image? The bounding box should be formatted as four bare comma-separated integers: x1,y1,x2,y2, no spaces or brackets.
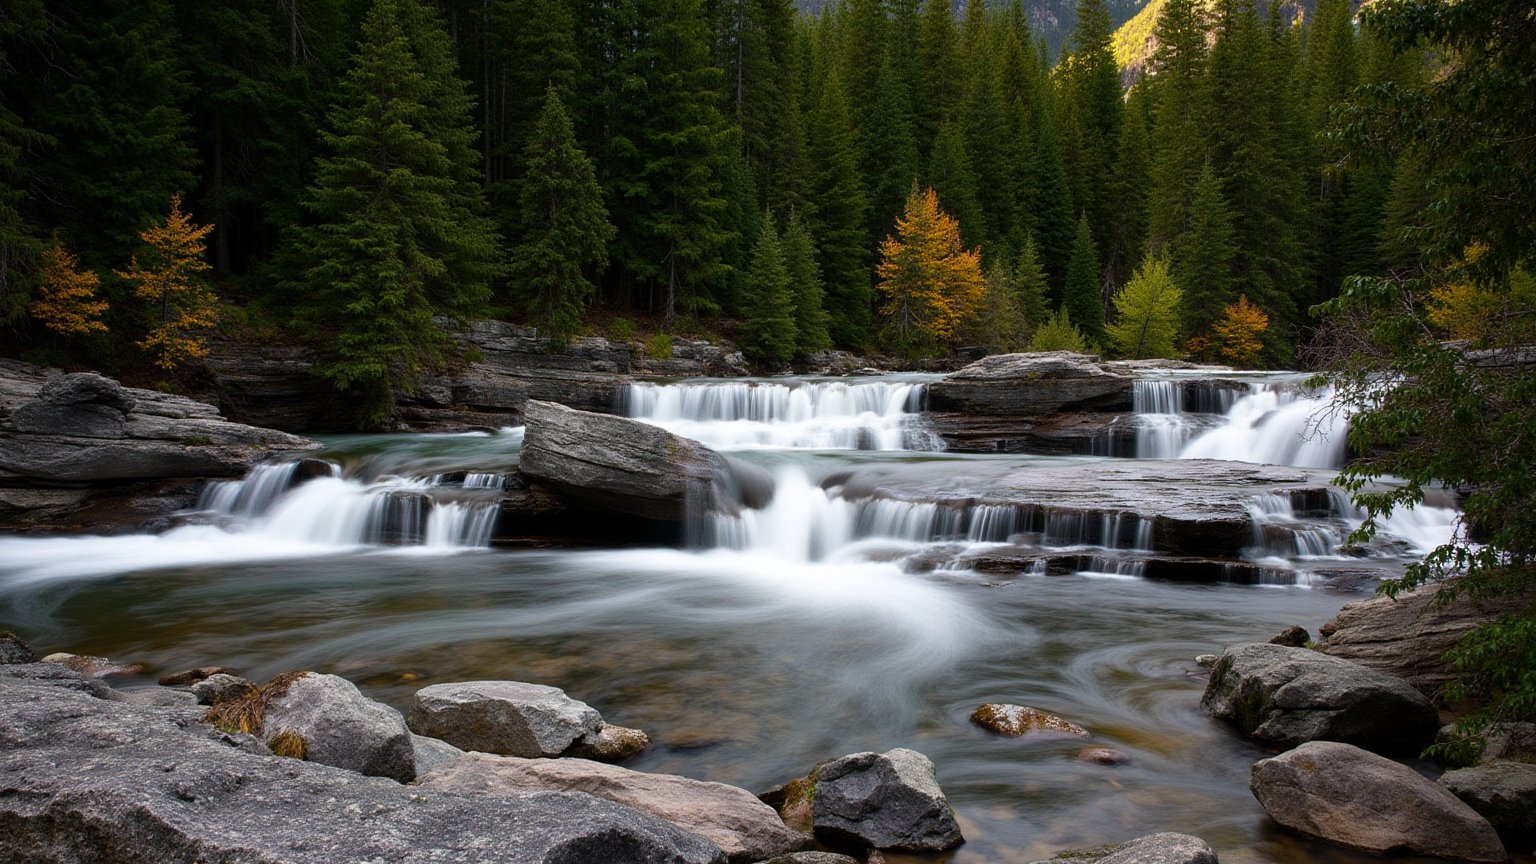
1440,761,1536,837
519,399,729,522
158,665,234,686
568,722,651,762
40,652,146,680
970,704,1089,738
406,679,602,758
1250,742,1506,863
1026,832,1218,864
1077,748,1131,766
250,671,417,783
810,748,964,852
0,674,728,864
419,752,807,863
1200,643,1438,754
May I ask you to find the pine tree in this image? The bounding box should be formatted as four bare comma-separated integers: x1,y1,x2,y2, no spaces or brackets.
875,187,986,357
1063,216,1104,343
1103,90,1151,290
927,121,986,250
1029,307,1089,352
117,195,218,370
805,69,872,347
510,89,615,349
782,209,830,354
738,213,797,369
1174,161,1238,346
862,51,922,243
280,0,500,423
976,259,1028,353
1107,255,1182,359
1144,0,1212,252
727,0,807,214
916,0,963,152
0,1,44,324
1059,0,1123,255
31,238,108,336
1014,235,1051,339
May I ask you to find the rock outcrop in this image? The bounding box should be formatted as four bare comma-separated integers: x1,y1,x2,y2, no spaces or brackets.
406,680,603,758
254,672,418,783
926,353,1132,453
0,632,37,664
809,748,964,852
1200,643,1438,754
419,752,808,863
0,360,317,532
1250,742,1506,863
519,400,731,523
0,674,727,864
1440,761,1536,837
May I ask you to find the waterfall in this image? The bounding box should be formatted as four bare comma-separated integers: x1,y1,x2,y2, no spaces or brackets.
625,378,943,451
1126,377,1351,469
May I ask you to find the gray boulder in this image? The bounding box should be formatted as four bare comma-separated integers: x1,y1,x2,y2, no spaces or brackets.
0,674,727,864
190,673,257,705
1027,833,1217,864
0,661,114,698
1200,643,1438,754
419,752,808,863
1250,741,1506,863
927,352,1133,417
1440,761,1536,837
810,748,964,852
0,632,35,664
259,672,416,783
119,688,199,708
518,399,729,522
410,733,466,777
407,680,602,757
11,372,135,437
757,854,859,864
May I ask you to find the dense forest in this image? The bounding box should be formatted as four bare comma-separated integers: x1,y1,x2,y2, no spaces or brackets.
0,0,1495,410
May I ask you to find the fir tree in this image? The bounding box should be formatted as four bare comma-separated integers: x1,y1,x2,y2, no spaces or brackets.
927,121,986,250
738,213,797,369
1029,307,1089,352
280,0,500,423
117,195,218,371
0,0,45,323
916,0,963,153
1063,216,1104,343
976,259,1028,353
1103,91,1151,290
1014,235,1051,339
1107,255,1182,359
782,209,830,354
1059,0,1123,254
1144,0,1211,252
1174,162,1238,346
862,51,922,243
510,89,615,349
805,69,872,347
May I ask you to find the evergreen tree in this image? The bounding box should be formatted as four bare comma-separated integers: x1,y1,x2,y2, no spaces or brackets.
1029,306,1089,352
0,0,45,323
1014,235,1050,339
805,69,872,347
926,121,986,250
738,213,797,368
726,0,807,214
976,259,1028,353
1059,0,1123,254
1106,255,1182,359
863,51,922,243
782,209,831,354
916,0,963,153
1063,216,1104,343
280,0,500,424
1174,162,1238,347
510,89,615,348
1144,0,1212,252
1103,90,1151,290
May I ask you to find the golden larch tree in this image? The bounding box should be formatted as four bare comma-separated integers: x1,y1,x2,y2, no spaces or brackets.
117,194,218,370
31,239,108,336
876,187,986,357
1212,294,1269,367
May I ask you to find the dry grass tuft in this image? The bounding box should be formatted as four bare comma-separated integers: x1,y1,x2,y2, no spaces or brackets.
203,670,310,736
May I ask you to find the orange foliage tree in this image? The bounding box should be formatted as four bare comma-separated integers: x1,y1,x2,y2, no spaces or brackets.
1212,294,1269,367
875,187,986,357
117,194,218,370
31,238,108,336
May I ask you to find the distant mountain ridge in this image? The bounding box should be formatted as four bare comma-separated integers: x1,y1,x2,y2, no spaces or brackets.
795,0,1153,58
1112,0,1321,84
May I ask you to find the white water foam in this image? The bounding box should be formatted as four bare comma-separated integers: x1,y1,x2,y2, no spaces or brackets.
625,379,942,451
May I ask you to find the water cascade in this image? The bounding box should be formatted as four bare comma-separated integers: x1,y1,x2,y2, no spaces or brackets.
624,378,942,450
1127,376,1352,468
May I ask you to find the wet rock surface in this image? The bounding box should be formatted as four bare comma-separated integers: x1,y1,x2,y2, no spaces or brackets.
519,400,730,523
1250,741,1506,863
0,674,728,864
1201,643,1438,754
810,748,964,852
406,679,603,757
419,752,807,863
970,704,1089,737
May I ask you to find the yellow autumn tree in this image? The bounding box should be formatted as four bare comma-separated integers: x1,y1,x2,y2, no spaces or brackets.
31,239,108,336
117,194,218,370
1211,294,1269,367
876,187,986,357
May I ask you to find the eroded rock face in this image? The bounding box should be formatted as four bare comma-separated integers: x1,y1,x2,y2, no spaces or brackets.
419,752,808,863
0,675,728,864
519,400,729,523
1250,742,1506,863
1440,761,1536,837
928,353,1134,417
810,748,964,852
970,704,1089,738
1200,643,1438,754
406,680,602,758
260,672,417,783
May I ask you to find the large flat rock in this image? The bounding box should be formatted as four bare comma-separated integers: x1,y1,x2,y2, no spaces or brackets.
927,352,1133,417
0,675,726,864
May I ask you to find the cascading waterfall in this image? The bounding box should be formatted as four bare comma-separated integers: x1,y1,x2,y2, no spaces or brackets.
625,378,942,451
1127,377,1351,468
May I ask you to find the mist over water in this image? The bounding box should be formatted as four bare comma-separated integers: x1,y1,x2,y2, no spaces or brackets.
0,370,1468,864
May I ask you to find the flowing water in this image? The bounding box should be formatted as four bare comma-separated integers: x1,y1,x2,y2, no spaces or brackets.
0,373,1473,864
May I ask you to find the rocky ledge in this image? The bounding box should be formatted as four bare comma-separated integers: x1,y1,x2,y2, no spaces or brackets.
0,360,317,532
